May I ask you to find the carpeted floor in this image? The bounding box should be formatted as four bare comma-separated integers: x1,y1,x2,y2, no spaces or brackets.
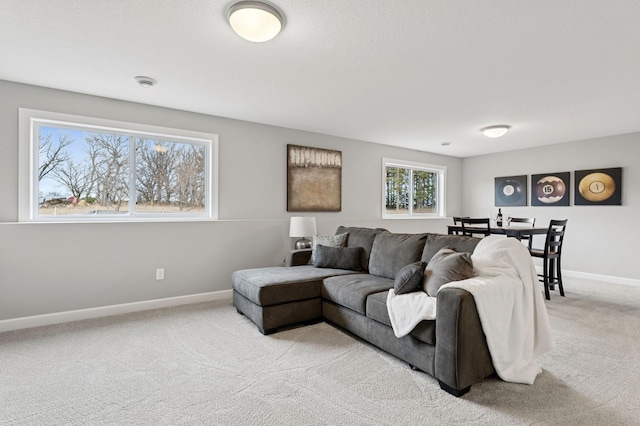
1,277,640,425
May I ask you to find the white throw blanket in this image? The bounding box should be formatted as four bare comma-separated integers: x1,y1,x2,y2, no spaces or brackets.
386,290,436,338
386,235,555,384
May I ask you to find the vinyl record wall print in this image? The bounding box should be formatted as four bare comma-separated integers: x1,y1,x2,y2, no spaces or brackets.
574,167,622,205
495,175,527,206
531,172,570,206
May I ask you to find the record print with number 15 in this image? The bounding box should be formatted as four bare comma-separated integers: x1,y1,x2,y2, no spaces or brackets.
530,172,570,207
536,176,566,204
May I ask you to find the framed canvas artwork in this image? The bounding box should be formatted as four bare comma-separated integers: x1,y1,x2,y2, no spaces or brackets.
495,175,527,206
287,144,342,212
574,167,622,205
530,172,570,206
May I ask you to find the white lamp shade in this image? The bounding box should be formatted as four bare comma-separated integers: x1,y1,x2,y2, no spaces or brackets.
229,1,283,42
289,216,317,238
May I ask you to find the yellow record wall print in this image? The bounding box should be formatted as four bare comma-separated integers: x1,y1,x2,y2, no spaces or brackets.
574,167,622,205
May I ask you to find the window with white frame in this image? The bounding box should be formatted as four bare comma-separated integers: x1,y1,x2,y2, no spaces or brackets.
19,108,218,221
382,158,445,218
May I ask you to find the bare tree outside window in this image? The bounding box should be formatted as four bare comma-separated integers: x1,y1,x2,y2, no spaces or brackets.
86,133,130,212
50,159,95,206
136,139,205,212
38,134,71,181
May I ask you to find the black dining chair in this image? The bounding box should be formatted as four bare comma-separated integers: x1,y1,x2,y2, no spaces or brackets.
529,219,568,300
452,216,470,235
460,217,491,238
509,217,536,248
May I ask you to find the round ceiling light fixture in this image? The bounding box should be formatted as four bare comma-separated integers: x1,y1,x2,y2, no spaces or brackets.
134,76,157,88
228,1,283,42
480,125,511,138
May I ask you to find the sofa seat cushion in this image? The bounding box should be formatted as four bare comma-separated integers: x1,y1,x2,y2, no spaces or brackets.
322,274,394,315
366,291,436,345
233,265,357,307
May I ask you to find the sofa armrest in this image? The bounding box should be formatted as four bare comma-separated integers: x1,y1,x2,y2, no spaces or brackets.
434,288,495,395
285,249,312,267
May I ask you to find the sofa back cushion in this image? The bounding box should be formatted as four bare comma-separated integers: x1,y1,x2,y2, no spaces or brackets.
336,226,387,272
420,233,480,264
368,232,428,279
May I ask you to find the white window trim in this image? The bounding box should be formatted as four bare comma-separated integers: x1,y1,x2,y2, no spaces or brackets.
382,158,446,219
18,108,219,222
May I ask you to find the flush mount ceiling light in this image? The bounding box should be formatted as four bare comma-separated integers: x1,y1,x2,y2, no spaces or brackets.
480,125,511,138
134,76,157,88
228,1,283,42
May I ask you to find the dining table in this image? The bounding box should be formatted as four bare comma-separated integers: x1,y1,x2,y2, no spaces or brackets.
447,225,549,241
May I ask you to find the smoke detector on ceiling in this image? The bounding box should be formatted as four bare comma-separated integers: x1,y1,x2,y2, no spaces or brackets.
134,76,157,88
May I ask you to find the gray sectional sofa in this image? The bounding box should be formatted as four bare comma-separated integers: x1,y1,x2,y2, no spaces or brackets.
232,226,495,397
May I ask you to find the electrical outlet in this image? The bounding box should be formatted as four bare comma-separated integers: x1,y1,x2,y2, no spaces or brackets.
156,268,165,280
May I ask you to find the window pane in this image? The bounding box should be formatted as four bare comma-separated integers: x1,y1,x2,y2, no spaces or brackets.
38,126,130,217
382,158,445,218
385,166,410,215
21,108,217,222
413,170,438,213
135,139,206,214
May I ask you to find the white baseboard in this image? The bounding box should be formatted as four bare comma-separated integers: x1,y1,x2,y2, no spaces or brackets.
0,290,233,333
4,268,638,334
563,270,640,287
534,267,640,287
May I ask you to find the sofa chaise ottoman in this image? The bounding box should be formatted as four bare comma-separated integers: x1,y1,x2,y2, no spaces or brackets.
232,264,357,335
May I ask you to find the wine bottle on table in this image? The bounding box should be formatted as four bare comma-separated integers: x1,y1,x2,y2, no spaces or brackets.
497,208,503,227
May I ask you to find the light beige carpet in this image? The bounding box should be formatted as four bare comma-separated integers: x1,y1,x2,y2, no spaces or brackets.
1,277,640,425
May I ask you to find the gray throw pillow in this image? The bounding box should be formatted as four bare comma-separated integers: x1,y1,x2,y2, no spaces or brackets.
394,261,427,294
313,245,363,271
424,247,474,296
311,233,348,264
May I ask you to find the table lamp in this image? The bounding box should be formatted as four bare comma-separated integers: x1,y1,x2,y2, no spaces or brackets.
289,216,316,249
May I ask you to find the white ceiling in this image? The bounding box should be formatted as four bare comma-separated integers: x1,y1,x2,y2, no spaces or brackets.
2,0,640,158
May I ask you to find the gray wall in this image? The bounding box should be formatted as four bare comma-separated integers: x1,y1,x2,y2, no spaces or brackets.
461,133,639,280
0,80,462,321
